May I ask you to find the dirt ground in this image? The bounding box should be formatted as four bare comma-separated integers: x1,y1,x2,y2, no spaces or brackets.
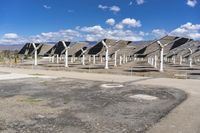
3,58,200,79
0,75,186,133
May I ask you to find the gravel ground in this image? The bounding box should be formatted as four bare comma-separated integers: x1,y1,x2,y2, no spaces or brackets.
0,77,186,133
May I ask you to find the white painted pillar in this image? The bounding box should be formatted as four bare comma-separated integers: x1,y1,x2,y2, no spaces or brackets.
180,56,182,65
102,40,109,69
173,56,176,64
93,55,96,64
125,56,128,63
123,54,126,64
189,58,193,68
56,54,59,64
154,55,157,68
65,49,68,67
71,57,73,63
89,56,91,63
100,56,103,63
52,56,55,63
151,58,154,66
160,47,164,72
82,55,85,65
114,51,117,67
32,43,38,66
119,56,122,65
34,49,37,66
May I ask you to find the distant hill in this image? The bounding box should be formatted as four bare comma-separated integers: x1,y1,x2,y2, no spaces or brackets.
0,44,24,51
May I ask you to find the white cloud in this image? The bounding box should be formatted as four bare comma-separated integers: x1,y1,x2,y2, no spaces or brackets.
187,0,197,7
43,5,51,9
115,24,124,30
136,0,145,5
106,18,115,26
3,33,19,39
78,25,143,41
0,33,28,44
129,1,133,6
170,22,200,39
152,29,168,38
98,5,108,10
0,18,145,45
98,5,120,13
122,18,141,28
109,6,120,13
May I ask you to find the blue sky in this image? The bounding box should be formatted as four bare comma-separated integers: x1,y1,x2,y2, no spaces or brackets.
0,0,199,44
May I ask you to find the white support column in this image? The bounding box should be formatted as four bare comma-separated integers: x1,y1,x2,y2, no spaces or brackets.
89,55,91,63
56,54,59,64
114,51,118,67
71,57,73,63
61,41,69,68
65,49,68,67
151,58,154,66
180,56,182,65
160,47,164,72
100,56,103,63
82,55,85,65
123,54,126,64
119,56,122,65
32,43,38,66
173,56,176,64
125,56,128,63
154,55,157,68
93,55,96,64
52,56,55,63
102,40,109,69
189,57,193,68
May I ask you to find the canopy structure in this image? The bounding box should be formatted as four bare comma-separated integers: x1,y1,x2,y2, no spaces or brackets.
87,39,117,56
118,45,137,57
68,42,88,57
46,41,71,56
38,44,53,56
141,36,191,58
18,43,43,55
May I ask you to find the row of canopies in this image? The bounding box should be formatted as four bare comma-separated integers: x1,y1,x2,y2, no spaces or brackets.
18,36,199,71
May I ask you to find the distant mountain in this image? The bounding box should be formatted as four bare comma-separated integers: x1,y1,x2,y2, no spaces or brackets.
0,44,24,51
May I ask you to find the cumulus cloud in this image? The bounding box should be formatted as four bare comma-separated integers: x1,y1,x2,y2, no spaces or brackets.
80,26,143,41
109,6,120,13
115,24,124,30
121,18,141,28
152,29,168,38
98,5,120,13
106,18,115,26
43,5,51,9
170,22,200,39
186,0,197,7
0,33,27,45
3,33,19,39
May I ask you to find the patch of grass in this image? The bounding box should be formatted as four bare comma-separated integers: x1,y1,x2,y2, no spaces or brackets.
20,97,43,104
